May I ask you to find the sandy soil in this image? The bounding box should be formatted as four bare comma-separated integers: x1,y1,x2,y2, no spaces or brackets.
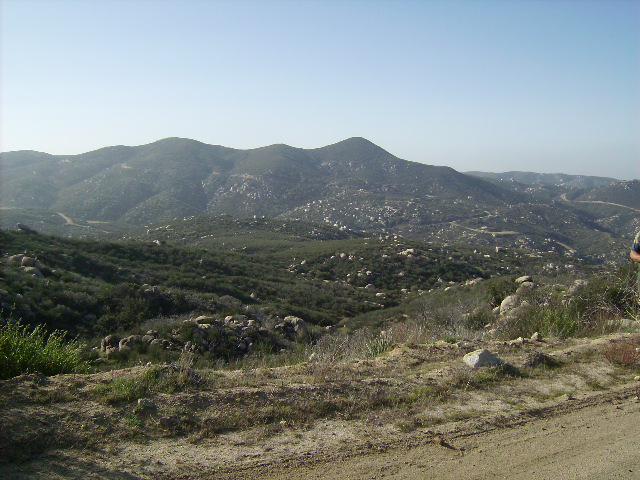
244,389,640,480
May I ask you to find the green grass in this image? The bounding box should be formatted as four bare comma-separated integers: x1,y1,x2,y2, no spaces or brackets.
94,361,204,404
0,322,88,380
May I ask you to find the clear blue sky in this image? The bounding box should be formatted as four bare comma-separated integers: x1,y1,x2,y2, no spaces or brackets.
2,0,638,179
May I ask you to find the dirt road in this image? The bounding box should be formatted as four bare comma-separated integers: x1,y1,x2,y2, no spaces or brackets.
229,390,640,480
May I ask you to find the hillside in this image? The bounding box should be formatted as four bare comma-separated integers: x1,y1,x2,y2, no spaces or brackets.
467,171,618,189
4,228,557,338
2,137,519,224
560,180,640,242
2,137,636,262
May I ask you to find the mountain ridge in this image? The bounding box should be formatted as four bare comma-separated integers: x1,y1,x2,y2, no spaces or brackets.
2,137,637,262
1,137,522,222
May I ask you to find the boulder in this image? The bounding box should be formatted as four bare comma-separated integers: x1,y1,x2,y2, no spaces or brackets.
194,315,215,325
500,295,519,315
119,335,142,351
508,337,526,347
21,256,38,267
463,349,502,368
284,316,308,334
22,267,43,278
530,331,543,342
515,275,533,284
101,335,120,352
8,254,24,264
516,282,535,296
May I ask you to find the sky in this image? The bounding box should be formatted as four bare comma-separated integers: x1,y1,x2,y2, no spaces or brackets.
2,0,638,179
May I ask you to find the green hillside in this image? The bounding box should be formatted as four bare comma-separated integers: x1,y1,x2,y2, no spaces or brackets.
1,228,571,339
2,137,635,262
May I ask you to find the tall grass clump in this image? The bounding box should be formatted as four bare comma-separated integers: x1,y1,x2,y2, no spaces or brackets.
0,322,88,380
498,265,639,339
311,328,395,363
95,353,205,403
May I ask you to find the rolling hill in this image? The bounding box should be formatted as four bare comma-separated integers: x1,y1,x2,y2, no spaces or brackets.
2,137,637,261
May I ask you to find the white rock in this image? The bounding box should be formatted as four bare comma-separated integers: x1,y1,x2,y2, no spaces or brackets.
500,295,519,315
137,398,156,410
463,349,502,368
515,275,533,284
508,337,526,347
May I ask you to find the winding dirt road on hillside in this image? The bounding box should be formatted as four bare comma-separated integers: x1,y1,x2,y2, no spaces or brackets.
560,194,640,213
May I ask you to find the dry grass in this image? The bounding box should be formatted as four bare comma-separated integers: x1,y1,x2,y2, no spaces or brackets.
3,332,640,464
600,336,640,367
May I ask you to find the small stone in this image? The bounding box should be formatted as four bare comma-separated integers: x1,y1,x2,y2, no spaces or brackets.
530,332,543,342
634,376,640,381
137,398,156,410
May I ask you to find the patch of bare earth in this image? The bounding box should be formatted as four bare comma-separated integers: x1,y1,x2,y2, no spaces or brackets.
1,332,639,479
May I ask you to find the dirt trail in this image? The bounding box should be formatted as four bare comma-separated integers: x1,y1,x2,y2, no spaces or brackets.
450,221,519,235
244,390,640,480
560,194,640,213
57,212,83,227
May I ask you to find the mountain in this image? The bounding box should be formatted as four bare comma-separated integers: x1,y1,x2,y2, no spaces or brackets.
1,137,635,261
467,171,618,189
1,137,519,224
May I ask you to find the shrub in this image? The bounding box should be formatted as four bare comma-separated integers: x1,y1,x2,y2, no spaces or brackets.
95,355,203,403
485,276,517,308
0,322,88,380
601,337,640,367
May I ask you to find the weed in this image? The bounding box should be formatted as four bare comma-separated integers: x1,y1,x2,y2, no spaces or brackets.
123,412,144,428
404,384,446,404
586,380,607,391
0,321,88,380
601,337,640,367
365,330,393,358
95,361,205,404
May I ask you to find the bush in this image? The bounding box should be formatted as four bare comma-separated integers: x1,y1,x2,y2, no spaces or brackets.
497,268,638,340
485,276,517,308
601,337,640,367
95,357,203,403
0,322,88,380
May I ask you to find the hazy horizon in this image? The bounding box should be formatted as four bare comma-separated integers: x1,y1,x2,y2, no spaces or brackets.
2,135,634,181
2,0,638,180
